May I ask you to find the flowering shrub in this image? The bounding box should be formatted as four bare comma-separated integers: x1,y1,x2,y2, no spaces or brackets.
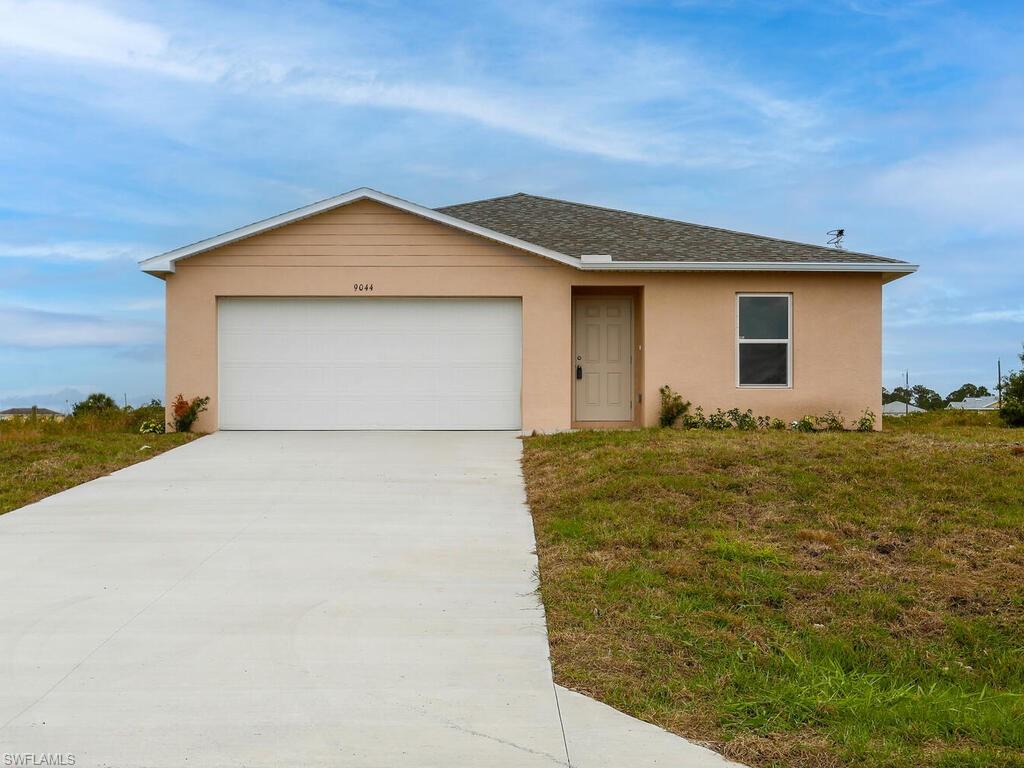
791,416,816,433
171,394,210,433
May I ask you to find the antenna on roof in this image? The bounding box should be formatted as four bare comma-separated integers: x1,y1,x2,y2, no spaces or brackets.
827,228,845,249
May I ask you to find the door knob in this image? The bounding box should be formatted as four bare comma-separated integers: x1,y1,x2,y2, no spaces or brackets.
576,365,583,380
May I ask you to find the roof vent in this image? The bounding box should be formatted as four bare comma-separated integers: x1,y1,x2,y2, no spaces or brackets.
581,254,613,264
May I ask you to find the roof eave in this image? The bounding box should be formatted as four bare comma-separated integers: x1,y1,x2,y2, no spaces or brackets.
138,187,918,278
579,261,918,274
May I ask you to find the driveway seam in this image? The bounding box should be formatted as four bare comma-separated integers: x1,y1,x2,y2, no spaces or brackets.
551,679,573,767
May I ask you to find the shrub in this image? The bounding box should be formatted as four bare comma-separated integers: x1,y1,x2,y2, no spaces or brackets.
791,415,816,432
854,409,876,432
139,419,165,434
705,409,732,430
769,417,787,430
726,407,758,430
1001,399,1024,428
658,386,691,428
999,348,1024,427
682,406,706,429
815,410,846,432
171,394,210,433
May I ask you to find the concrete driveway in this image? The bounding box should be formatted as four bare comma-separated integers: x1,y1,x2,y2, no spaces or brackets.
0,432,739,767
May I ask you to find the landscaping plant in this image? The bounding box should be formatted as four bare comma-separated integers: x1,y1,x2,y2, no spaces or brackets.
658,385,690,427
171,394,210,433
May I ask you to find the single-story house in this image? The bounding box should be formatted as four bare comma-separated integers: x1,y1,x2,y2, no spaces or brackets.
0,406,64,420
882,400,926,416
139,188,917,432
947,395,1000,411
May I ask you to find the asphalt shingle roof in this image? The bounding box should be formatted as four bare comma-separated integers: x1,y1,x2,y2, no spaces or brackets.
438,193,908,265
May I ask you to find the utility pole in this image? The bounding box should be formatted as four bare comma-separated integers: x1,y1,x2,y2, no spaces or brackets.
998,359,1002,408
905,370,910,415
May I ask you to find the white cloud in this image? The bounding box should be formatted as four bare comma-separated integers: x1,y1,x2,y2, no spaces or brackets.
0,305,161,347
870,141,1024,232
0,241,149,261
0,0,219,79
0,0,829,167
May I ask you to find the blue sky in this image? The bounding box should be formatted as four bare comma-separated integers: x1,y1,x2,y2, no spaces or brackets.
1,0,1022,411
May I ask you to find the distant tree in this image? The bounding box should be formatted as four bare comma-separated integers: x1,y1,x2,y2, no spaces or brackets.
999,347,1024,427
945,383,992,403
883,386,913,405
71,392,118,417
911,385,945,411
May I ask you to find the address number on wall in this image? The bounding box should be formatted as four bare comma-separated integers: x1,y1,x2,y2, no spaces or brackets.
353,283,374,292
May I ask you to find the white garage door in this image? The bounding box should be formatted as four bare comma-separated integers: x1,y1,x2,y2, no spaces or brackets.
218,298,522,430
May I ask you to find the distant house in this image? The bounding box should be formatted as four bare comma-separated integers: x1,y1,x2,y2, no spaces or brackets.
0,406,64,420
882,400,925,416
947,396,1000,411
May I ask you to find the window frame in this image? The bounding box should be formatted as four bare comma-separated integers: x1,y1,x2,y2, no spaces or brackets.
735,292,793,389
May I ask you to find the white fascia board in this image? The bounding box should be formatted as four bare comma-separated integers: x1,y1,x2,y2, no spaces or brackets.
577,260,919,273
138,187,582,274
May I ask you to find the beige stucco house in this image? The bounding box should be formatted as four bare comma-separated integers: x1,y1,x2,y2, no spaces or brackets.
140,187,916,433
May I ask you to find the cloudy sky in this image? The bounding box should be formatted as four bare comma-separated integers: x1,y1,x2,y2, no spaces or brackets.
1,0,1022,411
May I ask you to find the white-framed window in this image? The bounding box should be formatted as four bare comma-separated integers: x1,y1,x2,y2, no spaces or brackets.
736,293,792,388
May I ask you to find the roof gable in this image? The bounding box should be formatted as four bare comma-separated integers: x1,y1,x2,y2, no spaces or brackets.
139,188,579,274
140,187,917,276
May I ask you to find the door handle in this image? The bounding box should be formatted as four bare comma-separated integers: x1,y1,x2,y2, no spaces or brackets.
576,365,583,380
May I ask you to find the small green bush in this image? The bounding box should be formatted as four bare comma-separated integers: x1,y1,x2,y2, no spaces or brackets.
815,411,846,432
854,409,876,432
705,409,732,430
791,415,816,432
1000,399,1024,427
658,386,691,427
999,349,1024,427
139,419,165,434
726,408,758,430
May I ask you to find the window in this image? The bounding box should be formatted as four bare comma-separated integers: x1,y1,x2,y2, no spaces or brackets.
737,294,791,387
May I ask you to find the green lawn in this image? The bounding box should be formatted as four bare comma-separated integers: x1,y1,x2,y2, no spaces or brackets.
522,411,1024,768
1,417,199,515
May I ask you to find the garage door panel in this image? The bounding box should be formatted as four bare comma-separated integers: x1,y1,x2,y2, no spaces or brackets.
217,298,522,430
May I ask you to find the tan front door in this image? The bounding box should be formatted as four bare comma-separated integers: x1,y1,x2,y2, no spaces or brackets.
574,297,633,422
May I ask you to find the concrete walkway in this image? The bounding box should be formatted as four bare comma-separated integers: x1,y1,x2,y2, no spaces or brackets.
0,432,740,767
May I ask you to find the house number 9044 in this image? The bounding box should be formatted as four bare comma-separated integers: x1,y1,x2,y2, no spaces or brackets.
353,283,374,292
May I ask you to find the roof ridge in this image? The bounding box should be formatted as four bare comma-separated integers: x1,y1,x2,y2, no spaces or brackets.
437,191,530,208
448,191,901,264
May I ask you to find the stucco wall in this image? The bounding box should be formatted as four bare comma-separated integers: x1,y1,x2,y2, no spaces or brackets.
163,199,885,432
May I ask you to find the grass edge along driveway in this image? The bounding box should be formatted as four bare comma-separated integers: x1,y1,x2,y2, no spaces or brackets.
1,430,200,515
522,412,1024,768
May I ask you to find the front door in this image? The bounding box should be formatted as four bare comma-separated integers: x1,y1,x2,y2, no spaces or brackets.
573,297,633,422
